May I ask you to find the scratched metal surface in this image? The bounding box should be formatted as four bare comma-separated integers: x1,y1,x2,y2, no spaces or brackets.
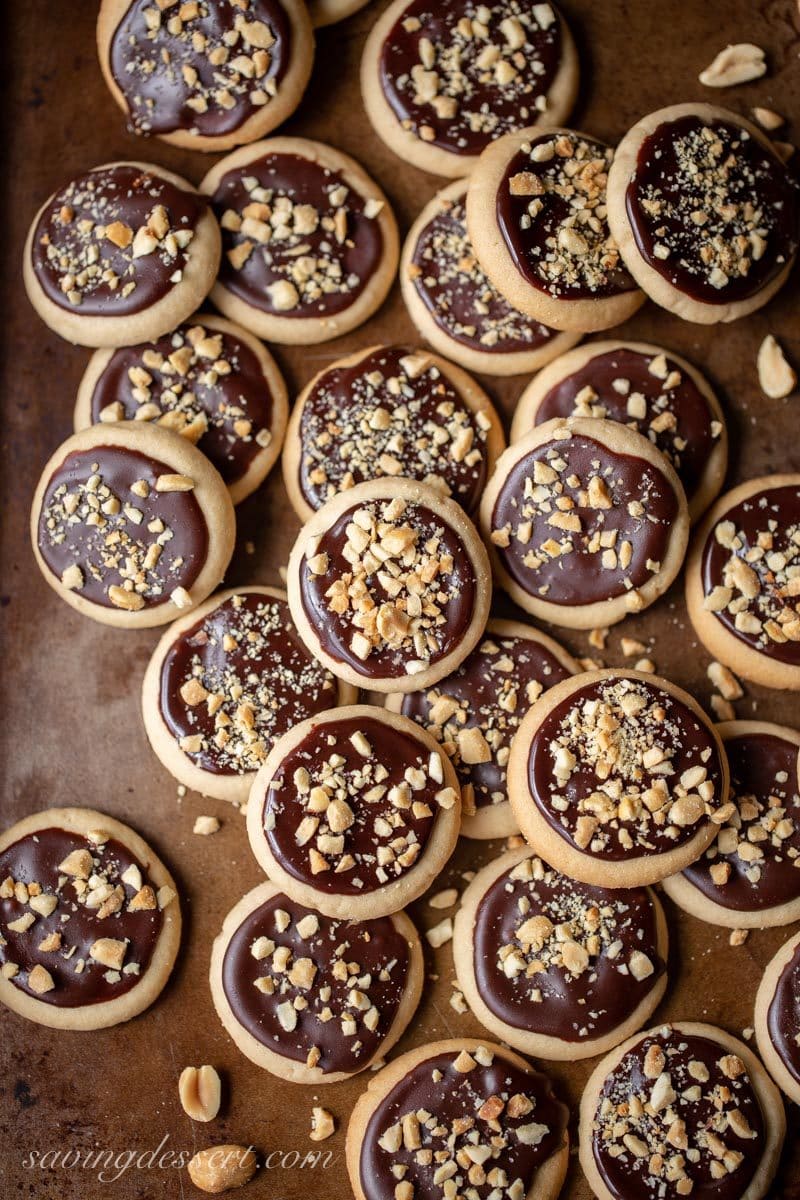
1,1,799,1197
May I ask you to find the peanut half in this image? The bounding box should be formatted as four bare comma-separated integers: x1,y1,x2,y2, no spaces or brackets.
179,1065,222,1123
187,1145,256,1194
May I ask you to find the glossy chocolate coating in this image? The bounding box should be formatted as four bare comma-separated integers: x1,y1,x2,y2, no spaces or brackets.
31,165,206,316
473,861,664,1041
767,939,800,1086
496,136,636,300
532,348,719,507
212,152,384,318
682,731,800,912
379,0,564,158
261,715,441,895
90,324,276,487
401,630,571,810
592,1029,765,1200
299,501,477,678
361,1047,567,1200
221,892,411,1073
296,347,489,515
701,483,800,666
159,592,337,775
38,444,209,609
625,114,799,304
528,678,723,861
110,0,291,138
410,194,562,354
0,828,164,1007
491,433,679,607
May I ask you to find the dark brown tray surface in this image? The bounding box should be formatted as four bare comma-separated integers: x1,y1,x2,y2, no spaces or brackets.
1,2,800,1197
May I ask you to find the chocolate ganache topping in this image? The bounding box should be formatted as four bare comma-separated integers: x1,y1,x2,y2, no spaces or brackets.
300,495,477,678
379,0,565,157
489,430,679,608
591,1027,766,1200
767,940,800,1087
474,855,664,1041
297,348,491,515
0,828,169,1007
160,592,338,776
38,444,209,612
625,114,799,305
409,192,562,354
527,676,724,861
360,1045,567,1200
701,483,800,666
212,152,385,318
681,730,800,912
261,715,457,894
90,322,276,487
401,629,571,813
496,132,636,300
109,0,291,138
532,348,722,508
31,165,206,316
222,892,411,1073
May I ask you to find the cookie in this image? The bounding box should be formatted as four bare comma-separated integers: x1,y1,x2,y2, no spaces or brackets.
663,720,800,929
401,181,581,377
685,474,800,691
97,0,314,153
287,477,492,693
23,162,221,347
510,340,728,523
579,1021,785,1200
754,928,800,1106
200,137,399,343
361,0,578,178
346,1038,569,1200
479,416,690,630
74,313,288,506
209,881,423,1082
387,619,579,839
142,586,357,806
0,807,180,1031
453,847,668,1059
31,422,235,629
466,128,644,332
607,103,800,324
282,344,505,523
507,669,729,888
309,0,369,27
246,704,461,919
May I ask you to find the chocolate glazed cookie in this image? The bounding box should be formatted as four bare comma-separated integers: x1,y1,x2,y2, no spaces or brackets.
454,848,668,1059
686,474,800,691
755,928,800,1106
74,313,289,506
246,705,461,919
511,340,727,523
507,669,729,888
607,103,800,324
142,587,357,806
346,1038,569,1200
386,619,579,839
401,181,581,377
0,807,180,1031
97,0,314,153
663,721,800,929
579,1021,785,1200
210,881,423,1083
480,416,689,630
282,344,505,522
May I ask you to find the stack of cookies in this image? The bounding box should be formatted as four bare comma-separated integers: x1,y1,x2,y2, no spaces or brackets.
3,2,800,1198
